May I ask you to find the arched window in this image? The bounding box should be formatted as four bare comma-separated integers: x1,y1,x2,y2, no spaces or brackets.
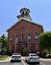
26,11,28,14
22,11,24,15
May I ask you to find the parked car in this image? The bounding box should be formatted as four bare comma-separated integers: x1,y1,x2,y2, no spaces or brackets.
25,53,40,63
10,53,21,62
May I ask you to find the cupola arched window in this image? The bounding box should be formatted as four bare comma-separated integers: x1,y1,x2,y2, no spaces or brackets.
22,11,24,15
26,11,28,15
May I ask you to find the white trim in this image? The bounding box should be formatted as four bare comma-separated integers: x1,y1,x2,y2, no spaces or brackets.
15,37,18,44
18,17,32,22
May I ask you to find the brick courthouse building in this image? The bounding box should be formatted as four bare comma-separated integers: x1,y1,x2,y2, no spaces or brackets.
7,8,43,53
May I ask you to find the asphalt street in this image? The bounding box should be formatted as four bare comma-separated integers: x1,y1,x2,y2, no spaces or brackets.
0,60,51,65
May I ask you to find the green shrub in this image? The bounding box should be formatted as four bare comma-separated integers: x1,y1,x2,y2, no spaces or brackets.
46,54,51,58
22,48,29,56
39,52,47,58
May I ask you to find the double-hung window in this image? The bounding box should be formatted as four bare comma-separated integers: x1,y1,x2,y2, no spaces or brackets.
28,32,31,43
10,35,12,43
35,32,38,43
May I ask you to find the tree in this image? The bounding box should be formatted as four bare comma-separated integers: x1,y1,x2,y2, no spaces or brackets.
22,48,29,56
0,34,8,52
39,31,51,56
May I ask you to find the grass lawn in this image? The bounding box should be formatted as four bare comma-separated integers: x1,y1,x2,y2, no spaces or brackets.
0,55,9,60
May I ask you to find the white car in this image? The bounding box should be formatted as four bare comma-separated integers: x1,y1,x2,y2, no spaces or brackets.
25,53,40,63
11,53,21,62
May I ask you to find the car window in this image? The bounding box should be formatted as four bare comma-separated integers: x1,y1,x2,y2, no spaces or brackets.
13,53,21,55
29,54,37,56
31,55,37,56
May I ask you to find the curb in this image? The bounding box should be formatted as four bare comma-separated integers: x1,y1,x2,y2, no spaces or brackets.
40,58,51,62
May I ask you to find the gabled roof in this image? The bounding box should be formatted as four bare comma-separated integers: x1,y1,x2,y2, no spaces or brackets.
7,19,43,32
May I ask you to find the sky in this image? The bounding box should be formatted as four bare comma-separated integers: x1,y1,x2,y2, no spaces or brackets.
0,0,51,36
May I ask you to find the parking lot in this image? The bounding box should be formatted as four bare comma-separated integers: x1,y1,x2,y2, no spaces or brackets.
0,59,51,65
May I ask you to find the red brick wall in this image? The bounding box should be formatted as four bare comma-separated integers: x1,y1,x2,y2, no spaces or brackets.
7,19,43,53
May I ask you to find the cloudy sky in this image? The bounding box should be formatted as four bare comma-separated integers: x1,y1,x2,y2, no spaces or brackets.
0,0,51,36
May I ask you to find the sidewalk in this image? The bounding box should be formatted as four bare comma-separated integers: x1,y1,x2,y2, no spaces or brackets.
40,58,51,61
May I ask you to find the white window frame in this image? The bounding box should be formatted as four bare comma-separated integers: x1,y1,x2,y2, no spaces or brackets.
35,38,38,43
10,35,12,43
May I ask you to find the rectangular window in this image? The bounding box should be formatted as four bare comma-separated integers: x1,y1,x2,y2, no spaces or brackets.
35,32,38,36
21,33,24,43
35,38,38,43
10,35,12,43
28,32,31,43
28,32,30,36
35,32,38,43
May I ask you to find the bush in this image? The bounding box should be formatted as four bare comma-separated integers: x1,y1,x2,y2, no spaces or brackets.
40,52,51,58
39,52,46,58
21,48,29,56
46,54,51,58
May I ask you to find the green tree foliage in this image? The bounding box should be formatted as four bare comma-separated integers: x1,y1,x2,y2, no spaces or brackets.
22,48,29,56
39,31,51,54
0,34,8,51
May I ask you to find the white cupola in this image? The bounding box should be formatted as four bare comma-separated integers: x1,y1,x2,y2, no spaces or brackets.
17,8,32,21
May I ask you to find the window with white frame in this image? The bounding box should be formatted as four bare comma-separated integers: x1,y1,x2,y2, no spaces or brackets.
21,33,24,43
28,32,31,43
10,35,12,43
15,37,18,44
35,38,38,43
35,32,38,43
